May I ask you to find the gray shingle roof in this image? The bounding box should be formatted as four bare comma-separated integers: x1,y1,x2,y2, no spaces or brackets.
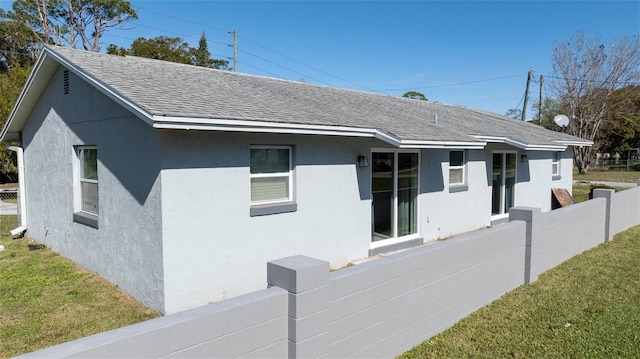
3,46,591,149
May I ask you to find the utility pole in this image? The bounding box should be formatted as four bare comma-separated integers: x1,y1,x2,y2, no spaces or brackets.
233,30,237,72
521,69,533,121
538,75,543,123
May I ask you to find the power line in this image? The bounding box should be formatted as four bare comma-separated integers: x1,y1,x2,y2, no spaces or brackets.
236,34,378,92
236,60,284,79
134,6,231,36
378,75,524,92
133,5,376,91
237,48,333,86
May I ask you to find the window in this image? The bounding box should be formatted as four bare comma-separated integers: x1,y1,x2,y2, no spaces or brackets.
552,152,561,178
449,150,466,186
74,146,98,227
250,146,296,216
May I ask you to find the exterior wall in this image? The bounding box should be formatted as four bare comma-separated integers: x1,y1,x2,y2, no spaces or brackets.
20,68,165,312
485,144,574,213
419,148,491,240
158,138,576,313
21,186,640,359
158,130,375,313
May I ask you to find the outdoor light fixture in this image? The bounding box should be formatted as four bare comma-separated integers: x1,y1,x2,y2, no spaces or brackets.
520,154,528,162
358,155,369,167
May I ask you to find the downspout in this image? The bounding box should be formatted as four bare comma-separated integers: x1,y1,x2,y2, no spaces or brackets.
7,143,27,236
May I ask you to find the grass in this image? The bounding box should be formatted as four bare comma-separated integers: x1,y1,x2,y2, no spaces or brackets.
573,166,640,183
571,185,628,204
0,236,160,357
571,166,639,203
400,225,640,359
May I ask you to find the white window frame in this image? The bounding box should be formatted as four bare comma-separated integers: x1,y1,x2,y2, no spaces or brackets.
448,150,466,186
370,149,421,250
73,145,99,227
249,145,294,206
491,150,518,220
552,151,561,178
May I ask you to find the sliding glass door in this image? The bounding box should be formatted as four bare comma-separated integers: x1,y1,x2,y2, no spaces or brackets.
372,152,418,242
492,152,516,215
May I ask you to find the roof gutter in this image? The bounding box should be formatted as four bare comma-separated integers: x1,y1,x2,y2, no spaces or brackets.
152,116,487,149
471,135,571,151
554,139,594,147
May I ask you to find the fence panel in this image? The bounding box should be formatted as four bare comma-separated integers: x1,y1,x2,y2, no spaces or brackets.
533,199,606,280
610,186,640,234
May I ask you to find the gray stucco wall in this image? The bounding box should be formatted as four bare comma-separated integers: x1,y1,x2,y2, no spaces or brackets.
20,67,165,312
16,287,288,359
158,130,376,313
419,148,491,240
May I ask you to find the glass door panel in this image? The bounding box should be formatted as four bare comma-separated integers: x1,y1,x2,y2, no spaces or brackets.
397,153,418,236
504,153,517,212
372,153,394,241
491,153,503,215
492,152,517,216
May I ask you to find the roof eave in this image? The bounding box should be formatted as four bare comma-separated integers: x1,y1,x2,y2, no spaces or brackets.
471,135,582,151
554,140,594,147
1,46,155,144
152,115,487,149
1,49,56,142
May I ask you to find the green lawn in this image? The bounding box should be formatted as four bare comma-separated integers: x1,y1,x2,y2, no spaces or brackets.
0,237,160,357
571,184,629,204
573,166,640,183
571,167,639,203
400,225,640,359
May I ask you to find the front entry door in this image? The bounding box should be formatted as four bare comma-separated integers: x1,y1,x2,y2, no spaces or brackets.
491,152,516,215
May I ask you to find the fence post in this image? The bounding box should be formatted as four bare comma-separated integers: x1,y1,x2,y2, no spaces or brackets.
267,255,330,359
509,207,541,284
592,189,614,242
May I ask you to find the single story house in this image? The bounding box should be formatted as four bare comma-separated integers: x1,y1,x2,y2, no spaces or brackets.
1,46,591,314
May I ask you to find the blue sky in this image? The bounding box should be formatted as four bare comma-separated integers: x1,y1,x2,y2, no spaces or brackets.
2,1,639,115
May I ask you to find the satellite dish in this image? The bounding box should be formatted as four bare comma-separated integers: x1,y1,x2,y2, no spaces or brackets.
554,114,570,127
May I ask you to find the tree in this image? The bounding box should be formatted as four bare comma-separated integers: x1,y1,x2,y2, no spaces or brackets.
530,97,562,131
192,31,228,69
596,85,640,155
8,0,137,52
109,36,193,64
0,10,41,74
108,34,229,69
550,31,640,173
504,108,522,120
0,66,31,182
402,91,428,101
0,13,41,182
